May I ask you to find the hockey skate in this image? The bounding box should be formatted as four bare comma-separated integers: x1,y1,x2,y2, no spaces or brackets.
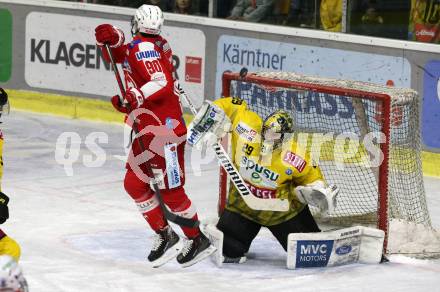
176,232,216,267
148,226,182,268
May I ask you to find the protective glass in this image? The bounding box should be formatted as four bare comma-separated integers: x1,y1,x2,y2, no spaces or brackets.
130,16,138,36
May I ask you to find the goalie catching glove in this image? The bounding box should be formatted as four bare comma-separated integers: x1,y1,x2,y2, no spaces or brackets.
294,180,339,214
187,101,232,150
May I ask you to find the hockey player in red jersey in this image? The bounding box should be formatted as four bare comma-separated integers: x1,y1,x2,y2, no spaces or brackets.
95,5,214,267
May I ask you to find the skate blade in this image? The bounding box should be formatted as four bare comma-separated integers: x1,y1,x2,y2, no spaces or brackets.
180,245,217,268
150,241,183,268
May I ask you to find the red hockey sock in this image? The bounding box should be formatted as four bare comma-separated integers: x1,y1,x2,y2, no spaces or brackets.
161,188,200,239
124,170,167,232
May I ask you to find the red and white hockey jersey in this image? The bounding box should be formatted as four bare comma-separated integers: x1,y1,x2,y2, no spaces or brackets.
102,35,187,165
102,34,186,137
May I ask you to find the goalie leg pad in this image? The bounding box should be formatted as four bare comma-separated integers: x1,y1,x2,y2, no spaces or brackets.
204,224,224,267
217,209,261,258
286,226,385,269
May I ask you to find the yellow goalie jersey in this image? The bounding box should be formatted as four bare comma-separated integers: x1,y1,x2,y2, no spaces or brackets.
214,97,324,226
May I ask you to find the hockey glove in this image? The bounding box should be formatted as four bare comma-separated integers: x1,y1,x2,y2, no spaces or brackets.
0,88,8,107
111,95,128,114
124,87,144,109
295,180,339,215
187,101,231,149
95,24,125,48
0,192,10,224
111,88,144,113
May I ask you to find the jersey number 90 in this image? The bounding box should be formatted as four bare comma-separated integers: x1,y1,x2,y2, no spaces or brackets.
144,60,163,75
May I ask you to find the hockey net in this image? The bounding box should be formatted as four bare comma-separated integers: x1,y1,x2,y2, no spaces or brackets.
219,71,440,258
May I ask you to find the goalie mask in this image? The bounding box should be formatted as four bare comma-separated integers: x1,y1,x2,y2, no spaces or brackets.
0,255,28,292
131,5,164,36
261,110,294,157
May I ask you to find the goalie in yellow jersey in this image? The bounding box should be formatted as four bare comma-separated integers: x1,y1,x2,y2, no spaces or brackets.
0,88,21,262
187,97,339,264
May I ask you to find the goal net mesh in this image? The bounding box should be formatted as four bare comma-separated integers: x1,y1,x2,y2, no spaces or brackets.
222,71,440,257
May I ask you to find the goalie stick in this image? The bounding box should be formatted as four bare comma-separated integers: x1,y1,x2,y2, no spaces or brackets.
105,45,199,228
177,85,289,212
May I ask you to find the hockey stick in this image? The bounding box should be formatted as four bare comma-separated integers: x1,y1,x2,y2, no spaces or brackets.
177,87,289,212
104,45,199,228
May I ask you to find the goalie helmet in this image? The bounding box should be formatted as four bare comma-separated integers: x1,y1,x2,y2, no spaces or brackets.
131,5,164,36
0,255,28,292
261,110,294,156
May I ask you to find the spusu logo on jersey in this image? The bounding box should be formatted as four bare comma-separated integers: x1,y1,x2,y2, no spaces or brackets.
240,156,279,182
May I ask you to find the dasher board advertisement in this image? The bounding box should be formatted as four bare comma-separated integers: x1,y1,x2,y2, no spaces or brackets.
25,12,205,103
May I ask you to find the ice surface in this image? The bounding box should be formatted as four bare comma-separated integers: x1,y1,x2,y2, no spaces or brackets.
2,111,440,291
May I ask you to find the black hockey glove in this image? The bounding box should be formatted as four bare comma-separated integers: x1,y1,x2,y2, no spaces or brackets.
0,88,8,107
0,192,9,224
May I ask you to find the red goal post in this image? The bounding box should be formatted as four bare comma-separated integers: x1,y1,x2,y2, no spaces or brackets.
218,71,440,258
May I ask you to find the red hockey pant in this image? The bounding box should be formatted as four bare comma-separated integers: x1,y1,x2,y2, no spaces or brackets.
123,142,199,239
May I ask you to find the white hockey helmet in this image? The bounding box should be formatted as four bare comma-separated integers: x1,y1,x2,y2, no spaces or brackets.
131,5,164,36
0,255,28,292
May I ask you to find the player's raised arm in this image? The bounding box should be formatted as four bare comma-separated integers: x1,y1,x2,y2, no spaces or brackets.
94,24,127,63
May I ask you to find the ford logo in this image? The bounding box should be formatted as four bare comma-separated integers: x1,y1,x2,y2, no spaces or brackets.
336,245,352,255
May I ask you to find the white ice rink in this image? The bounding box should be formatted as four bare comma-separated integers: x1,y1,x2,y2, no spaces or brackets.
2,110,440,292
